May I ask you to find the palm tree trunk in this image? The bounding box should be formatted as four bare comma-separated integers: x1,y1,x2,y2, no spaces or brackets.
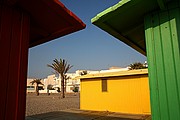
36,84,39,96
61,76,65,98
65,79,67,92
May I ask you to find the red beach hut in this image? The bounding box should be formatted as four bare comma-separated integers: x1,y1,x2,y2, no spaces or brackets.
0,0,85,119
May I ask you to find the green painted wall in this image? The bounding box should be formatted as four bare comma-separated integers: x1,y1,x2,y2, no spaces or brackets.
144,3,180,120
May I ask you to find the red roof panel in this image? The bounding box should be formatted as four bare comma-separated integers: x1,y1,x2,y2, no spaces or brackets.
17,0,86,47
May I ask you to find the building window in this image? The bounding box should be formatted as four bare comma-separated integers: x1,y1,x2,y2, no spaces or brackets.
102,79,107,92
27,86,35,90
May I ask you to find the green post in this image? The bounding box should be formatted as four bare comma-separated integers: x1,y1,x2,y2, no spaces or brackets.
144,3,180,120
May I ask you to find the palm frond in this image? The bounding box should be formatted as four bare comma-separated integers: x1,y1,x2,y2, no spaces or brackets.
47,58,73,75
30,79,44,85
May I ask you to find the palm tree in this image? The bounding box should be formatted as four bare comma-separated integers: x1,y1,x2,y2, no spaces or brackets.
30,79,44,96
47,59,73,98
129,62,147,70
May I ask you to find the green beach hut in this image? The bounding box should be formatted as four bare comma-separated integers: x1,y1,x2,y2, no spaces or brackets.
92,0,180,120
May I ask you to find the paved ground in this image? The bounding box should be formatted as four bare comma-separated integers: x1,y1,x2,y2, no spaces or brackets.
26,93,151,120
26,109,151,120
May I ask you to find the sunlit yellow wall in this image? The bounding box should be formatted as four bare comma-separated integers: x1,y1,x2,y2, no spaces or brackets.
80,74,150,114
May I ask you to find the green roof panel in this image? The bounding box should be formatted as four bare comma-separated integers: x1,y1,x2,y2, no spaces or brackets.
92,0,168,55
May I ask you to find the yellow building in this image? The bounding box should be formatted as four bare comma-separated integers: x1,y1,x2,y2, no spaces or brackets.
80,69,151,115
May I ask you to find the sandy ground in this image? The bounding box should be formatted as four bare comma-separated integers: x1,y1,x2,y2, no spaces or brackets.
26,93,79,116
26,93,151,120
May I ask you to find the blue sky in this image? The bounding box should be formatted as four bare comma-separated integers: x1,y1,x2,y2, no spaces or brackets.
28,0,146,78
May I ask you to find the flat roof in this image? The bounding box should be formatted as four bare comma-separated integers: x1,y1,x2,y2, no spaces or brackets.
16,0,86,47
91,0,172,55
79,69,148,80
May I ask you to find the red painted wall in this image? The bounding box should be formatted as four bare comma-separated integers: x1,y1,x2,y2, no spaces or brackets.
0,4,30,120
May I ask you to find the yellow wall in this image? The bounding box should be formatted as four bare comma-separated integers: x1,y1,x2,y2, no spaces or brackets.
80,74,151,114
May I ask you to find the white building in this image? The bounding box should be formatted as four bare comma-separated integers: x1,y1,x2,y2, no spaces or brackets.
64,73,80,93
41,74,59,93
40,72,81,93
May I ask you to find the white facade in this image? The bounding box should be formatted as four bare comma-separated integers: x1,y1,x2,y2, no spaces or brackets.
40,73,81,93
64,73,80,92
40,74,59,93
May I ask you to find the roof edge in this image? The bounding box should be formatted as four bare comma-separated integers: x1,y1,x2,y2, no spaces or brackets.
91,0,131,23
79,69,148,80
